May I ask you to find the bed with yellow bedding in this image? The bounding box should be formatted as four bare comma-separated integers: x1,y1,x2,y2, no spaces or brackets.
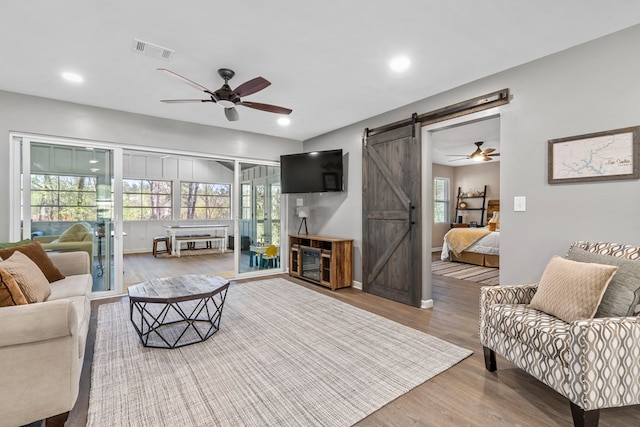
441,227,500,267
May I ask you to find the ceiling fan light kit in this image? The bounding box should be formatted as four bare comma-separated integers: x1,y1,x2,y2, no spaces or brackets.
158,67,292,122
447,141,500,162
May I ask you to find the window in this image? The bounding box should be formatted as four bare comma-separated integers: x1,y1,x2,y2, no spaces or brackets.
122,179,172,221
270,183,281,246
241,183,251,219
434,177,450,224
180,182,231,220
31,174,97,221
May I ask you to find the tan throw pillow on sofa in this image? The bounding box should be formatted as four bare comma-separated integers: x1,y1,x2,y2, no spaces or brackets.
0,251,51,303
0,266,28,306
529,256,618,322
0,241,65,282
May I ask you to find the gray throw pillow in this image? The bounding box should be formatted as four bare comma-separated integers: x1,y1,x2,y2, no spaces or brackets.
567,246,640,317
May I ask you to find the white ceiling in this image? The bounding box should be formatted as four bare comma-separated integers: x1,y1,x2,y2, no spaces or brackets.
1,1,640,143
431,117,500,166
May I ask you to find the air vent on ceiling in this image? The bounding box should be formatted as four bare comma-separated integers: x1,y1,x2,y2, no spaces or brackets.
132,39,174,60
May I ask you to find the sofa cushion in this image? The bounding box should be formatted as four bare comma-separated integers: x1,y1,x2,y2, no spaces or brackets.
48,274,93,301
58,223,91,243
0,267,28,306
567,246,640,317
0,251,51,303
0,241,65,283
487,303,572,366
529,256,617,322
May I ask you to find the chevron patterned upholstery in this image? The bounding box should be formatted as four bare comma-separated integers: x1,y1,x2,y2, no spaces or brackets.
479,241,640,427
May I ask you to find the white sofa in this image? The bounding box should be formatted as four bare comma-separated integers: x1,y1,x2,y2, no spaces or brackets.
0,251,92,426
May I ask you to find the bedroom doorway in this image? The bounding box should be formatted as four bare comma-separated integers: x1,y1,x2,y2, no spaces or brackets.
423,110,502,287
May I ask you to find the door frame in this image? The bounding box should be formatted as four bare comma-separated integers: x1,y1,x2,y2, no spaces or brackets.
10,132,125,298
10,132,288,294
421,107,503,305
234,161,286,278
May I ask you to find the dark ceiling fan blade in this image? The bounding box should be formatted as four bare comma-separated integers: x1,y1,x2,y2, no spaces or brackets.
239,101,292,115
160,99,213,103
447,154,471,157
157,68,214,94
488,152,500,157
232,77,271,97
225,107,239,122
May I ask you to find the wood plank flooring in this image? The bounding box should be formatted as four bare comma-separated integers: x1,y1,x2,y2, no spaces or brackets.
49,253,639,427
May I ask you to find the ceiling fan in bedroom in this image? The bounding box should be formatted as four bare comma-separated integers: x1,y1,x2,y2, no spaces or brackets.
157,67,292,122
448,141,500,162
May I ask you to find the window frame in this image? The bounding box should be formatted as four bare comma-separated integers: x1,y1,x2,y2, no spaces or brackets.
30,173,98,222
433,177,450,224
122,178,173,221
180,181,232,220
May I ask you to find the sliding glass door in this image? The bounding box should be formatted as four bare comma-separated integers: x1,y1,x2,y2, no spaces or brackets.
13,135,123,296
236,162,283,275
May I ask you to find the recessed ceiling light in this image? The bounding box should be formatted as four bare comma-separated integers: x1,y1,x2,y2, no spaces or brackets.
90,168,99,173
389,56,411,73
62,72,84,83
89,159,98,164
278,117,291,126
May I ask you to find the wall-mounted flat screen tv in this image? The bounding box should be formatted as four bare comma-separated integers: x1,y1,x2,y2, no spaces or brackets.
280,149,344,194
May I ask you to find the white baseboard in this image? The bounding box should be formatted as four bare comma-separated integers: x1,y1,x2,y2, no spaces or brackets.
421,299,434,309
352,281,362,290
432,247,443,252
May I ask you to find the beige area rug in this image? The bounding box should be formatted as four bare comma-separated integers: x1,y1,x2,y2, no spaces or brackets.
87,278,472,427
432,260,499,285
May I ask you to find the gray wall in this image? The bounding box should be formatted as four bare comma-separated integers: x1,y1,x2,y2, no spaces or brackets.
0,90,302,241
303,23,640,286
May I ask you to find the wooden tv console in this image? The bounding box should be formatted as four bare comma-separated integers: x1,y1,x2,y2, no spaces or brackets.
288,234,353,291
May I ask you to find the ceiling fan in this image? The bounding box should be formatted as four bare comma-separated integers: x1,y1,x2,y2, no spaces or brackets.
447,141,500,162
157,68,292,122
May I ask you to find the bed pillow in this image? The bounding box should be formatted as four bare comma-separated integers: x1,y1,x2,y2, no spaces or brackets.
0,251,51,303
529,256,617,322
0,266,28,306
0,241,65,282
567,246,640,317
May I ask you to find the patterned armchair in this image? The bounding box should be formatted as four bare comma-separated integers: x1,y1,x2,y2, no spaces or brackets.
480,241,640,427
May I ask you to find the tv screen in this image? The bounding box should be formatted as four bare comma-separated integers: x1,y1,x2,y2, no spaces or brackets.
280,149,344,194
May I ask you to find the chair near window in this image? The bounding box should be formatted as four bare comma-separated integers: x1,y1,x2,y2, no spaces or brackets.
33,222,94,272
261,245,279,269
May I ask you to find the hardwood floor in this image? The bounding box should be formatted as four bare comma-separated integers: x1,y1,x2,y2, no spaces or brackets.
51,253,638,427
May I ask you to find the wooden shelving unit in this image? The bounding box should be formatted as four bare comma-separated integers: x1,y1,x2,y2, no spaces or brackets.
289,234,353,291
454,185,488,226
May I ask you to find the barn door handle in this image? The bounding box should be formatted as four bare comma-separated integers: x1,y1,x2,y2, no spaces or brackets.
409,204,416,225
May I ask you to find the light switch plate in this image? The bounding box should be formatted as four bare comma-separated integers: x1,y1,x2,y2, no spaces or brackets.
514,196,526,212
296,198,304,207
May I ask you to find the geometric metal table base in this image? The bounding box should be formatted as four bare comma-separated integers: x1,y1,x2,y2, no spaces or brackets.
127,275,229,349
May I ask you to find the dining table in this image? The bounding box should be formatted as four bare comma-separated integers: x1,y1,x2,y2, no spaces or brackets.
163,224,229,257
